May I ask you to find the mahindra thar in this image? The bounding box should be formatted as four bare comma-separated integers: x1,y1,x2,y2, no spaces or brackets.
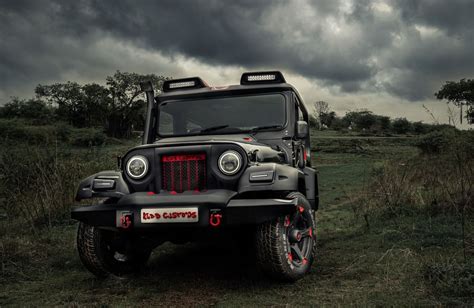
72,71,319,281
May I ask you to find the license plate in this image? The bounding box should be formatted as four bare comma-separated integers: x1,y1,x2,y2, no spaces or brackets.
141,208,199,223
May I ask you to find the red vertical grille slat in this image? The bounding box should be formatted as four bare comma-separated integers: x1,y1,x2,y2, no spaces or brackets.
161,154,206,192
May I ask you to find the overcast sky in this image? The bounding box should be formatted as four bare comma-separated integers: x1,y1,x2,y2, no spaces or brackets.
1,0,473,125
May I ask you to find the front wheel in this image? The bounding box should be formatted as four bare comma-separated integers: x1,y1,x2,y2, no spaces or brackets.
255,192,316,281
77,222,151,278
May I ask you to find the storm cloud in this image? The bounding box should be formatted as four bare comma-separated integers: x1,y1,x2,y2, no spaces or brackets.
1,0,473,122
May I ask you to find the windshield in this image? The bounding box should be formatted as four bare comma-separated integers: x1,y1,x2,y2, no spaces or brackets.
157,93,286,137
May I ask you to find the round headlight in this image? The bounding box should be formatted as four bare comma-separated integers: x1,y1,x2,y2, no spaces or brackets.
126,155,148,179
218,150,242,175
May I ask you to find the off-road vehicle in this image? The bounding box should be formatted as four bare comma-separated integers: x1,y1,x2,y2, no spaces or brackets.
72,71,319,281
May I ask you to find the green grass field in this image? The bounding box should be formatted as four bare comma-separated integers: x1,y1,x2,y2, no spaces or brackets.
1,131,472,306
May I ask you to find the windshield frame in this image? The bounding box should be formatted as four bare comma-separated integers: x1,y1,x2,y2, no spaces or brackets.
155,92,289,138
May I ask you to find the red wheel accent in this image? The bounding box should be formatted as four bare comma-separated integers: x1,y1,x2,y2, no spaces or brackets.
288,253,293,262
298,206,304,213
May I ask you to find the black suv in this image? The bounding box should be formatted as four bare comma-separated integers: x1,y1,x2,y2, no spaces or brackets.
72,71,319,281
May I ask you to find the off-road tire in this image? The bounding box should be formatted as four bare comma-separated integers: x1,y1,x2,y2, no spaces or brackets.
77,222,151,278
255,192,316,281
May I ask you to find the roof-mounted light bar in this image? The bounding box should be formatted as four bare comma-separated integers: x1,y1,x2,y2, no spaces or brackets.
163,77,208,92
240,71,286,85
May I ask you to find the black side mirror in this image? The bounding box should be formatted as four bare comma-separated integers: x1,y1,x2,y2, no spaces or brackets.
296,121,308,139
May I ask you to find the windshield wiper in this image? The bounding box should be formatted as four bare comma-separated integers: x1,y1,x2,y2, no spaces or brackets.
249,125,283,134
196,125,229,134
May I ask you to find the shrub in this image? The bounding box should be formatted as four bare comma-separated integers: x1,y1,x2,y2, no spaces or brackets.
392,118,412,134
0,98,54,124
416,129,456,154
69,127,106,147
0,145,119,229
0,119,107,146
416,129,473,155
0,119,56,144
358,132,473,219
412,121,430,134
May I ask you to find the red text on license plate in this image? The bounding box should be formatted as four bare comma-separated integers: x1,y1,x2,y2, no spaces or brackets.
141,208,199,223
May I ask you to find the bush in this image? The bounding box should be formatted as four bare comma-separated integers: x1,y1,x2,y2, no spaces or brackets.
0,119,57,144
416,129,456,154
0,119,107,146
416,129,473,155
0,98,54,124
69,127,106,146
0,145,119,229
412,121,430,134
358,133,474,218
392,118,412,134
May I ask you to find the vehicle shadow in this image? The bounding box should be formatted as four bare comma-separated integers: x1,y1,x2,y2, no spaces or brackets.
146,239,263,282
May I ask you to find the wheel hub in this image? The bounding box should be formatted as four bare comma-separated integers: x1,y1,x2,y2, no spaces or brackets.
284,206,314,267
289,229,302,243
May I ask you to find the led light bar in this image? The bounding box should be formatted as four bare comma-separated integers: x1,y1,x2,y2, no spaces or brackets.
169,80,196,89
247,74,277,82
163,77,208,92
240,71,286,85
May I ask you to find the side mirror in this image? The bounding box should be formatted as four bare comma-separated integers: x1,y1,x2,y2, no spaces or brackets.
296,121,308,139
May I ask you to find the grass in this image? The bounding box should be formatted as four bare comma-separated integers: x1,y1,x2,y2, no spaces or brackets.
1,130,472,306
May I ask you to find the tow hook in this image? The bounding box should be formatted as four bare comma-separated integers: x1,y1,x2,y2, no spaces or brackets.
209,210,222,227
117,211,133,229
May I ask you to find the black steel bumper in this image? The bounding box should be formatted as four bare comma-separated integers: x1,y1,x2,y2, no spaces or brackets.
71,189,297,230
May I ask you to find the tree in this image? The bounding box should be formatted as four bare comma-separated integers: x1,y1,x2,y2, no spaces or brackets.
435,78,474,124
35,82,85,126
105,71,168,138
34,71,169,138
377,116,391,131
320,111,336,128
313,101,329,130
81,83,110,128
412,121,429,134
308,115,320,129
0,97,54,124
343,111,376,131
392,118,412,134
330,117,347,131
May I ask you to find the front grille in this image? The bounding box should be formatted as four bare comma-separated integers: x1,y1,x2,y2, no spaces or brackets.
161,154,206,192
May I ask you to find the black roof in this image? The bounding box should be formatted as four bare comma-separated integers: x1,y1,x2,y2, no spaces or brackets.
156,72,309,116
157,83,303,102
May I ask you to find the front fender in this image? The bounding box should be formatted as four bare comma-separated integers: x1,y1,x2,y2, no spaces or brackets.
237,163,302,194
75,171,130,201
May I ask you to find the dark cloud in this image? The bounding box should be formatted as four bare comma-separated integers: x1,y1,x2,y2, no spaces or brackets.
1,0,473,103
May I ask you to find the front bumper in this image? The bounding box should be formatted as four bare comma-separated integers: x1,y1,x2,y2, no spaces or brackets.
71,189,297,230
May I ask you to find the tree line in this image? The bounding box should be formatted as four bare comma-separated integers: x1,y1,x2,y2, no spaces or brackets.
0,71,168,138
311,78,473,134
311,101,431,134
1,74,471,139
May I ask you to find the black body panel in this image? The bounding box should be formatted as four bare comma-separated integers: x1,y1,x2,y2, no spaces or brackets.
75,171,129,201
71,190,297,228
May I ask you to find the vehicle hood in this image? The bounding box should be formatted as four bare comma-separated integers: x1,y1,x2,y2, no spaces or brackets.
149,134,285,163
155,134,256,144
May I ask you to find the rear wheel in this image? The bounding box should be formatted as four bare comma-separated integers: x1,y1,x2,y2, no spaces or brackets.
77,222,151,278
255,192,316,281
